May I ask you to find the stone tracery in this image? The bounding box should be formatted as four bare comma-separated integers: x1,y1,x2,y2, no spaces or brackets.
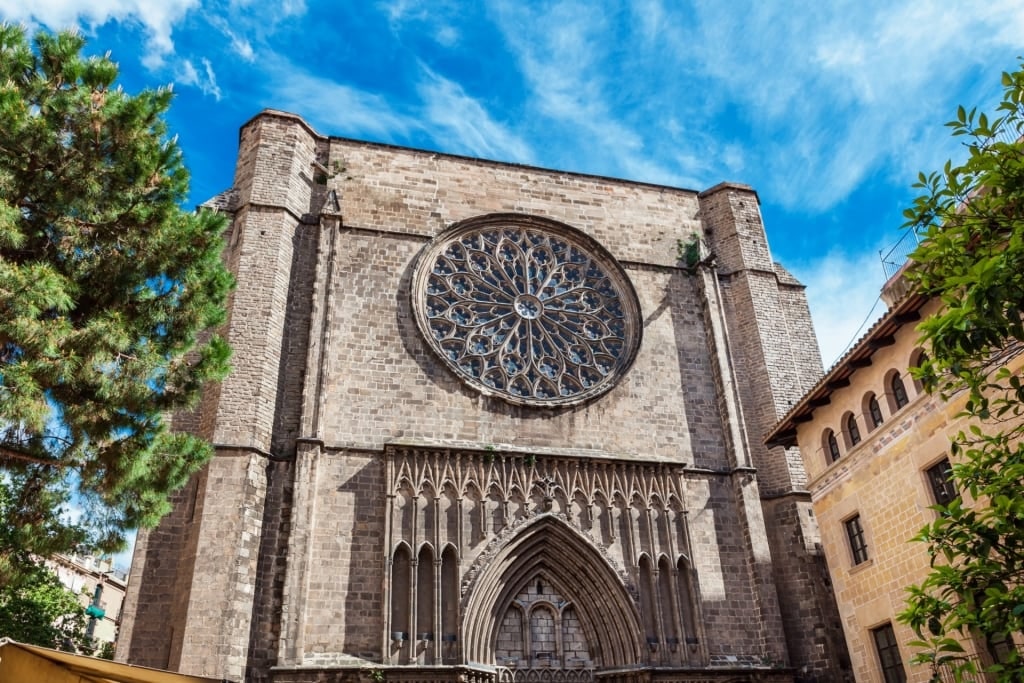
412,215,642,406
383,446,705,672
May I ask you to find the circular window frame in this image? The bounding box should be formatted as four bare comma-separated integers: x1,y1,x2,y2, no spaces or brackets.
411,213,643,408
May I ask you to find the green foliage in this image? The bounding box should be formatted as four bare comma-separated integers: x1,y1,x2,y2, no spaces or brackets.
898,61,1024,682
676,234,702,270
0,560,89,651
0,26,232,586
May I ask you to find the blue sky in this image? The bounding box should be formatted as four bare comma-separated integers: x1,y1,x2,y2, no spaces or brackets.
5,1,1023,365
3,0,1022,571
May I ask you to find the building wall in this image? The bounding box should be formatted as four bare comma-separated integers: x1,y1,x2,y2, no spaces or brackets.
793,298,1007,682
49,553,127,650
121,110,848,683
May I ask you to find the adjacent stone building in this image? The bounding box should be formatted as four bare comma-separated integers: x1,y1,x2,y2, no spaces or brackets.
766,277,1023,682
119,110,850,683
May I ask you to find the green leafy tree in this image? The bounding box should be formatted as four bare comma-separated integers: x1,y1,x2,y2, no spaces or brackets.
898,62,1024,682
0,560,89,651
96,639,115,659
0,26,232,586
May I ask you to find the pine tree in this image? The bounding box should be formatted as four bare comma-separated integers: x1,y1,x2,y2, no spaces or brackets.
0,26,232,586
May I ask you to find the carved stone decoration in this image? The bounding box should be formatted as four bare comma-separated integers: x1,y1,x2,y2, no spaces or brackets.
384,446,705,670
412,214,642,406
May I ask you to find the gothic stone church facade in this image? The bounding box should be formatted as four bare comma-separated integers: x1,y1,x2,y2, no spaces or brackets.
119,110,850,683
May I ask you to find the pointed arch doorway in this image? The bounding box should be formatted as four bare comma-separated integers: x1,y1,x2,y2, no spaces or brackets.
462,516,644,680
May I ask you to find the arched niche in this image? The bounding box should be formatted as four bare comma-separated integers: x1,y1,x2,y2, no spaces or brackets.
461,515,643,669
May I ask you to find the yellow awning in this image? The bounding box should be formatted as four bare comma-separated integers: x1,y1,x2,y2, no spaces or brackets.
0,639,225,683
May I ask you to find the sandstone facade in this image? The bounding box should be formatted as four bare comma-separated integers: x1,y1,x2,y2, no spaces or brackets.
119,110,849,683
768,290,1022,682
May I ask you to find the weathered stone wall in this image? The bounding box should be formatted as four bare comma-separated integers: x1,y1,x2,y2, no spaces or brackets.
325,137,702,268
247,458,295,679
762,496,852,679
696,183,848,682
700,184,823,491
123,110,846,683
117,472,201,669
314,228,725,462
283,449,387,666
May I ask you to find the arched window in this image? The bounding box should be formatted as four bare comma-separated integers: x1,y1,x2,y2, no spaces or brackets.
891,373,909,409
846,414,861,447
825,429,841,463
912,350,930,393
391,544,412,664
417,545,436,663
867,394,884,429
440,546,459,663
657,556,678,645
638,555,658,645
676,557,698,657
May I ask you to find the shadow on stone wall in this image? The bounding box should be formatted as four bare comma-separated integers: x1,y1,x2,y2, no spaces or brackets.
337,455,388,661
246,459,295,683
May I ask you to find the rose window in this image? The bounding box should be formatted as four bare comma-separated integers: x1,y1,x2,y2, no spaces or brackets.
412,215,641,406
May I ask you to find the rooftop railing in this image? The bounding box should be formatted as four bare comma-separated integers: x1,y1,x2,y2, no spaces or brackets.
879,227,923,280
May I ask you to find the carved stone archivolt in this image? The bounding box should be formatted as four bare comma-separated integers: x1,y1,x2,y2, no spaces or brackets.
383,446,706,671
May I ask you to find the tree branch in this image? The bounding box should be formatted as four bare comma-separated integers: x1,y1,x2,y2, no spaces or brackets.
0,446,63,468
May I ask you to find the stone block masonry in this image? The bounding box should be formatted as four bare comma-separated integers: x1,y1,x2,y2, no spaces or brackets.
119,110,850,683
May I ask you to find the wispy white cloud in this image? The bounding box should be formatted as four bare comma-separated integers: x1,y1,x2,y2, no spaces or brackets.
215,0,307,46
176,57,221,100
491,4,623,133
434,24,459,47
487,1,705,187
0,0,236,101
789,246,889,368
379,0,417,26
265,60,420,140
228,0,305,19
206,14,255,62
258,54,534,164
0,0,199,68
663,0,1024,210
480,0,1024,214
378,0,461,47
418,67,534,163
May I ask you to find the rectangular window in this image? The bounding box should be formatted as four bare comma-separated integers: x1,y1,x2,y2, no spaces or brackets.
926,458,958,506
872,623,907,683
845,515,868,565
987,630,1016,664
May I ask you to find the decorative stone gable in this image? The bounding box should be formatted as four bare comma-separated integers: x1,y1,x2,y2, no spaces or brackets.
384,446,703,671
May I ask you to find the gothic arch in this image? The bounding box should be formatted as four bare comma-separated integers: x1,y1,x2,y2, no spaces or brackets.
461,515,643,668
392,540,414,559
440,541,460,562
